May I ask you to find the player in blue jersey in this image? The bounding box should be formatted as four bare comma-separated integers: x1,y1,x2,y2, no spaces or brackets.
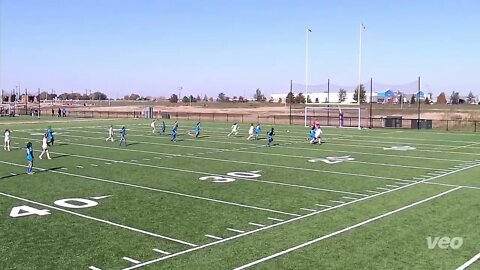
255,124,261,140
119,126,127,146
266,128,275,147
309,126,316,142
161,121,166,135
194,122,201,138
171,122,178,142
25,142,34,174
46,127,54,146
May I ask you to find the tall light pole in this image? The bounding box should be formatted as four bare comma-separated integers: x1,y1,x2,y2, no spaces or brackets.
178,86,183,102
305,28,312,97
357,23,365,104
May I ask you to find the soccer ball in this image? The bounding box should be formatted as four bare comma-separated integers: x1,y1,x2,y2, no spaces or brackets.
287,130,290,133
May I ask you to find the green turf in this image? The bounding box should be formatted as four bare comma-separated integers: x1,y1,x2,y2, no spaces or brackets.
0,116,478,270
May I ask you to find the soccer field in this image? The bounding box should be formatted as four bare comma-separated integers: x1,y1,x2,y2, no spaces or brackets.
0,117,479,270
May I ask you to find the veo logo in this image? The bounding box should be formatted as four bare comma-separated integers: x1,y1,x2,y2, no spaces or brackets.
426,236,463,249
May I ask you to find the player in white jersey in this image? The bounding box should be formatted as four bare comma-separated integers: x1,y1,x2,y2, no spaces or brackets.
311,126,323,144
228,123,239,137
4,129,11,151
106,125,114,142
246,123,255,140
151,119,157,134
39,133,52,159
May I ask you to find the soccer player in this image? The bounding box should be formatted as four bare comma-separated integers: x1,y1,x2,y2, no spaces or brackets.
106,125,114,142
119,126,127,146
46,127,54,146
4,129,11,151
247,123,255,140
309,126,316,142
161,121,166,135
266,128,275,147
194,122,201,138
151,119,157,134
25,142,34,174
255,124,262,140
228,123,239,137
171,122,178,142
39,133,52,159
311,126,323,144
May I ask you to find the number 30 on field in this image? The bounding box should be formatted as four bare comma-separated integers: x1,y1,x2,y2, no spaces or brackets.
199,171,262,183
9,197,100,218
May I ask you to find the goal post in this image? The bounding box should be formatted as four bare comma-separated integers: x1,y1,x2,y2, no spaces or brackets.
304,105,362,129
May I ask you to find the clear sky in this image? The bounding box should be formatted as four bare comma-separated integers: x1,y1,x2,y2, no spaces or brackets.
1,0,479,99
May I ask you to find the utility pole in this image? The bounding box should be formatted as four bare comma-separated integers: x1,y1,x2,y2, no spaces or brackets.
38,88,41,118
289,80,293,125
417,76,421,129
25,88,28,115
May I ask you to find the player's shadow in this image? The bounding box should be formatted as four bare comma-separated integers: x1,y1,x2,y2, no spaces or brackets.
0,166,64,179
51,154,70,159
126,142,140,146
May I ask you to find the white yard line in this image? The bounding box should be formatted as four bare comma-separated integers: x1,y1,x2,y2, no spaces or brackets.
315,204,331,208
120,163,480,270
329,200,345,204
20,129,464,165
227,228,245,234
88,266,102,270
39,134,404,182
0,191,198,247
13,137,370,197
205,234,223,240
0,160,300,217
233,187,462,270
123,257,141,264
300,208,317,212
267,217,284,222
422,181,480,190
249,222,266,227
450,142,480,151
342,196,358,200
152,249,171,255
455,251,480,270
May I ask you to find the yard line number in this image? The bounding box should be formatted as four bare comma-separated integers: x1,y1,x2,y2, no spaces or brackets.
199,171,262,183
308,156,355,164
9,196,109,218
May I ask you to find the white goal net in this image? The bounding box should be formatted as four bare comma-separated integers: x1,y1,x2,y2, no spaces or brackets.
305,106,362,129
0,104,11,116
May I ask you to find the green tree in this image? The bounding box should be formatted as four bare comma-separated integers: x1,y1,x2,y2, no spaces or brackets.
436,92,447,104
424,97,430,105
410,95,416,104
238,96,245,102
182,96,189,103
315,97,319,103
467,91,475,103
254,88,265,102
338,89,347,102
450,91,460,104
306,95,312,103
90,91,108,100
278,97,282,103
295,92,306,103
353,84,366,103
169,94,178,103
203,95,208,102
286,92,295,103
217,92,226,102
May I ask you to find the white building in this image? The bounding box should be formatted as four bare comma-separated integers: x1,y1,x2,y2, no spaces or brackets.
270,92,379,104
